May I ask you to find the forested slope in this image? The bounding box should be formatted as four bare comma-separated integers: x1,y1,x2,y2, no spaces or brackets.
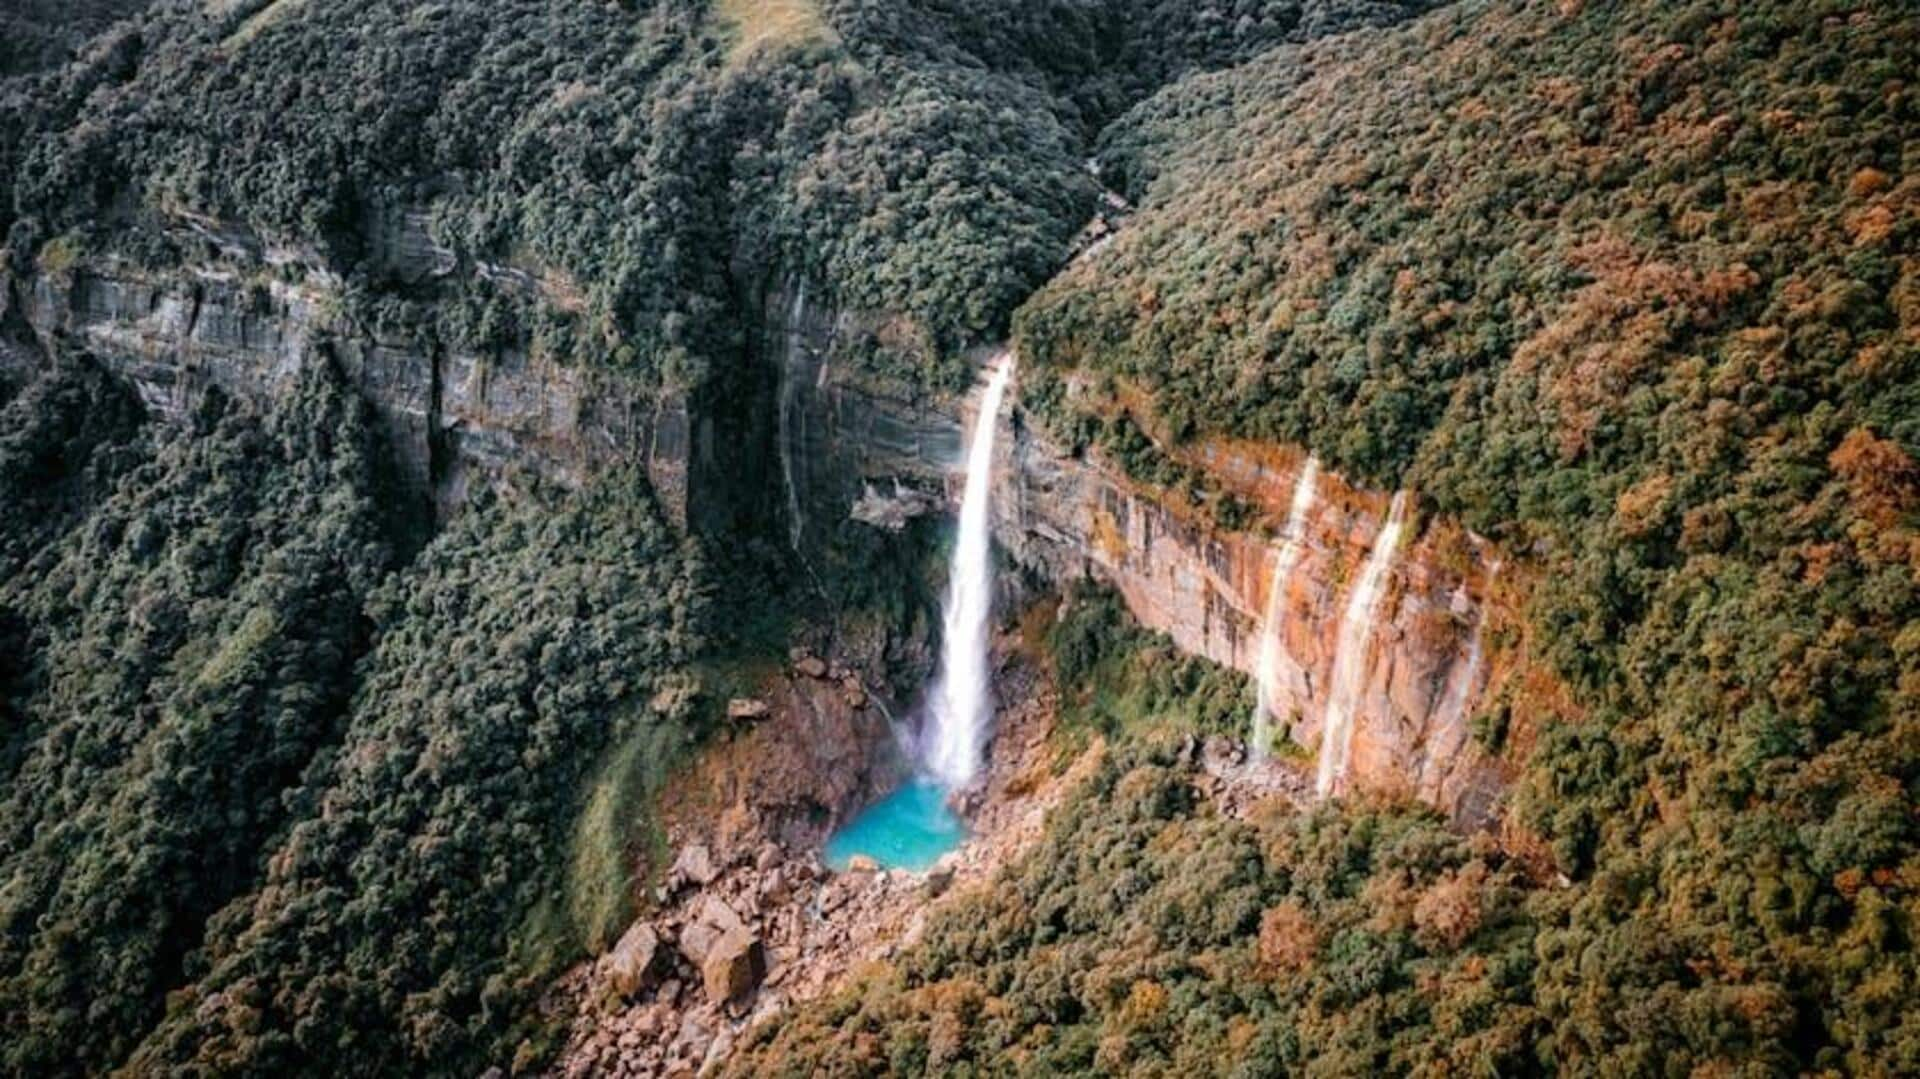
0,3,1461,1073
0,0,156,77
968,0,1917,1070
0,0,1912,1074
0,357,707,1074
1,0,1432,387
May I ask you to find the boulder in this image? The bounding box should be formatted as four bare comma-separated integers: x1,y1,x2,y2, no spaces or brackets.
671,843,718,888
840,678,868,709
845,854,880,874
756,867,790,908
606,921,662,1000
754,842,783,873
923,862,955,898
726,697,771,721
794,655,828,679
678,895,747,966
702,927,767,1005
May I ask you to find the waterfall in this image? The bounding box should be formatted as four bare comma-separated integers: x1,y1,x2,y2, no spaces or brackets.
778,282,808,553
1250,457,1321,762
921,356,1015,789
1436,562,1499,736
1316,491,1410,797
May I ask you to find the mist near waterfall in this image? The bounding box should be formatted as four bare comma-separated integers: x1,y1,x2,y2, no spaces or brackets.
921,356,1015,789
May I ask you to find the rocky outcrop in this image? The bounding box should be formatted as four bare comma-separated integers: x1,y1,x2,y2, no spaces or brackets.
768,281,1519,825
4,218,695,526
700,928,768,1007
1001,433,1512,824
766,284,965,557
605,922,663,1001
556,640,1073,1078
9,232,1528,825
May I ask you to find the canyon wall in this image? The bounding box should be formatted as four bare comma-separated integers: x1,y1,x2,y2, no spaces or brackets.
772,284,1512,825
2,215,696,526
1003,429,1511,824
5,247,1516,825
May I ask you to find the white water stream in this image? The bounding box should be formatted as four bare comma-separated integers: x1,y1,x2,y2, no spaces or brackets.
1251,458,1321,762
1316,491,1410,797
779,282,808,553
1436,561,1499,737
922,357,1014,789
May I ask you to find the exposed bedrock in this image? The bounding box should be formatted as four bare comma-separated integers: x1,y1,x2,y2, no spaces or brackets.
4,242,1522,825
4,215,698,527
769,281,1516,826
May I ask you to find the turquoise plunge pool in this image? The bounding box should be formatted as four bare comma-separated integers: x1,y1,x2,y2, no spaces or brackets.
823,778,967,872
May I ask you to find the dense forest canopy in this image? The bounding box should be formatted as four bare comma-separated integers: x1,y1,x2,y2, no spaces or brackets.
1,0,1434,385
731,751,1540,1076
0,0,1914,1074
0,0,156,78
0,355,709,1074
1029,0,1920,1071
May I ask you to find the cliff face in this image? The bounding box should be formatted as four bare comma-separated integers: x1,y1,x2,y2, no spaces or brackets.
771,284,1514,825
1003,431,1511,824
6,251,1518,824
3,214,696,526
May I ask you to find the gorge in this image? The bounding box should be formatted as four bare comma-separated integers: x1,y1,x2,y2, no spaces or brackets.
2,1,1913,1076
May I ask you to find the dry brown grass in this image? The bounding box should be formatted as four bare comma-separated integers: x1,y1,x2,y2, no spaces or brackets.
714,0,833,68
221,0,309,50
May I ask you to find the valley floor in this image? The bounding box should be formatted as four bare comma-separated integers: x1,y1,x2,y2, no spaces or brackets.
551,635,1080,1077
548,615,1330,1077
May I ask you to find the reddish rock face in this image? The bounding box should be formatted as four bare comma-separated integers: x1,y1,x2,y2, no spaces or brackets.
995,429,1513,825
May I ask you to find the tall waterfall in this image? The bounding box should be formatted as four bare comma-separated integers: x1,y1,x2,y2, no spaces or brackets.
1251,457,1321,761
922,356,1015,789
1316,491,1410,797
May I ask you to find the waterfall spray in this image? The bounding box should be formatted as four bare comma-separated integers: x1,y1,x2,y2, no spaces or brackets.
922,356,1015,789
1251,457,1321,762
1316,491,1410,797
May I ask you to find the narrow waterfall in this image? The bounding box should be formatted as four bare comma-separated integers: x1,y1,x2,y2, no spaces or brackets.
1436,562,1499,736
921,356,1015,789
778,282,808,553
1250,457,1321,761
1315,491,1410,797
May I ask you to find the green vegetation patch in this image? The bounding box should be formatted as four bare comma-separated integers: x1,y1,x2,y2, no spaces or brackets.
730,750,1538,1076
1014,1,1920,1070
1047,580,1253,746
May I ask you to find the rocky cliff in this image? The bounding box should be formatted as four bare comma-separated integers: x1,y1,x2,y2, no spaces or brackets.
771,282,1519,825
6,245,1525,825
3,214,697,526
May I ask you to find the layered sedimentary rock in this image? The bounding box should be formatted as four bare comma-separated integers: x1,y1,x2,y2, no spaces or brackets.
769,281,1513,824
9,250,1520,824
3,214,693,525
766,284,964,555
1002,429,1511,826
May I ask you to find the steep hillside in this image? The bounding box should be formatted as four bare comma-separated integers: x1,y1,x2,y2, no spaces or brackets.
0,0,1913,1075
2,0,1432,389
0,357,708,1074
0,0,156,77
761,0,1920,1071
